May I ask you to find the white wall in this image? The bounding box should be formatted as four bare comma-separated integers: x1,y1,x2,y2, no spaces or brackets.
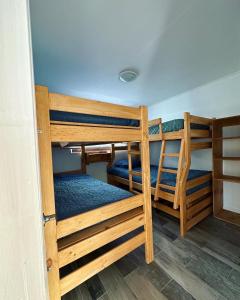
0,1,47,299
52,147,128,182
149,71,240,213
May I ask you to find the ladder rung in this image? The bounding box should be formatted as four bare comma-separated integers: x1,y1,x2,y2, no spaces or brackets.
159,184,176,191
128,150,141,155
162,153,179,157
160,168,178,174
129,171,142,177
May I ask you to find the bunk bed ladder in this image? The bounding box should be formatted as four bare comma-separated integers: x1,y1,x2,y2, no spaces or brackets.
128,142,141,194
154,138,185,209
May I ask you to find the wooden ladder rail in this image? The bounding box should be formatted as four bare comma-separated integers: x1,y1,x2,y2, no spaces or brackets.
154,136,185,210
127,142,141,194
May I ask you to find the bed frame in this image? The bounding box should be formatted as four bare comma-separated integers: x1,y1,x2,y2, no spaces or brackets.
108,112,213,237
35,85,153,300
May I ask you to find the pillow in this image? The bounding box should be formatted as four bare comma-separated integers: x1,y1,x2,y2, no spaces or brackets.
115,159,141,169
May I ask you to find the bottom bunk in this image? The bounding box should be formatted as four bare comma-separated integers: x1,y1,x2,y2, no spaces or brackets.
107,160,213,236
53,173,151,297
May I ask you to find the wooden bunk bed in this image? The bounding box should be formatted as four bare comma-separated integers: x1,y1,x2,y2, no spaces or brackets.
35,85,153,300
108,112,213,236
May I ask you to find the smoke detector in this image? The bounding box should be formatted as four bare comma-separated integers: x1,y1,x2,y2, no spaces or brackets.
119,69,138,83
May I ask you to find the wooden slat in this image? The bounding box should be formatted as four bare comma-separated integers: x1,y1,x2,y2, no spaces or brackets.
186,173,212,189
160,168,178,174
187,206,213,230
191,130,211,138
60,232,145,296
57,194,144,239
191,142,212,151
213,135,240,140
162,153,179,157
214,115,240,127
148,118,161,127
58,213,144,268
128,150,141,155
51,124,141,143
152,202,180,218
187,196,212,219
58,207,143,250
149,133,162,141
162,131,184,140
215,157,240,161
190,115,212,126
186,186,212,204
159,183,176,191
158,190,174,202
49,92,141,120
107,174,156,195
129,170,142,177
50,120,138,129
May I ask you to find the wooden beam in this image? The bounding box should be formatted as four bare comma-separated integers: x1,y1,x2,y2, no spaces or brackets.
51,124,141,143
152,202,180,219
49,92,141,120
186,173,212,189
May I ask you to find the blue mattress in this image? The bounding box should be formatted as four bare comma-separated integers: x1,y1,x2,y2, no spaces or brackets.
149,119,209,135
50,110,139,127
54,174,133,221
107,164,211,196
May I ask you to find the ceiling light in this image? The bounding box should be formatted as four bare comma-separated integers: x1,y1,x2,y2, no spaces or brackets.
119,69,138,83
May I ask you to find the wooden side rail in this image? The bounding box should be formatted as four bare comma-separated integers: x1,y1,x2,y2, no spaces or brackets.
49,92,141,120
51,124,142,143
60,233,145,296
190,115,213,126
58,212,144,268
57,194,144,239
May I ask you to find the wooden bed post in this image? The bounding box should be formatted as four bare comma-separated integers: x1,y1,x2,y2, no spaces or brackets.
180,112,191,237
35,86,61,300
140,106,154,263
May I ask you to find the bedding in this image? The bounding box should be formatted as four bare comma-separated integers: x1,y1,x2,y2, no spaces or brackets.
149,119,209,135
50,110,139,127
115,159,141,169
54,174,133,221
107,164,211,195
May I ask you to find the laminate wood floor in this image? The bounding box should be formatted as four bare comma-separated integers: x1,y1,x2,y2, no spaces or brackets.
63,210,240,300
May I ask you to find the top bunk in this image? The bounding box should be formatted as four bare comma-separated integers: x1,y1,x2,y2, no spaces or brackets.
36,85,148,144
148,112,213,150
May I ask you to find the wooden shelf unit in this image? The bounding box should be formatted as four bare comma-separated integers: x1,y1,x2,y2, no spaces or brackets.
212,115,240,226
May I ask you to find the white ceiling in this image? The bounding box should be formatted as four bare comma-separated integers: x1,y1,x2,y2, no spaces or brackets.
30,0,240,106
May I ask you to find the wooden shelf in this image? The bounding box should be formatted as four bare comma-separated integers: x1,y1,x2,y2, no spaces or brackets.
215,175,240,184
214,157,240,161
213,115,240,227
213,136,240,140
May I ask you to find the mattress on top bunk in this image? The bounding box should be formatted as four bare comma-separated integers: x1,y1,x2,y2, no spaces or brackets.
54,174,133,221
50,110,139,127
149,119,209,135
107,161,211,195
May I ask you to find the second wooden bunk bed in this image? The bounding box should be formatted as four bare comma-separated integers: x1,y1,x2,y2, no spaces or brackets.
36,86,153,300
108,113,213,236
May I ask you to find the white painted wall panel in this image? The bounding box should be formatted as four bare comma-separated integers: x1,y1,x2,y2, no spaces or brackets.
0,0,47,299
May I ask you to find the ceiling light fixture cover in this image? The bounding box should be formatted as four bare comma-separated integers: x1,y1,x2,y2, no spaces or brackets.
119,69,138,82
